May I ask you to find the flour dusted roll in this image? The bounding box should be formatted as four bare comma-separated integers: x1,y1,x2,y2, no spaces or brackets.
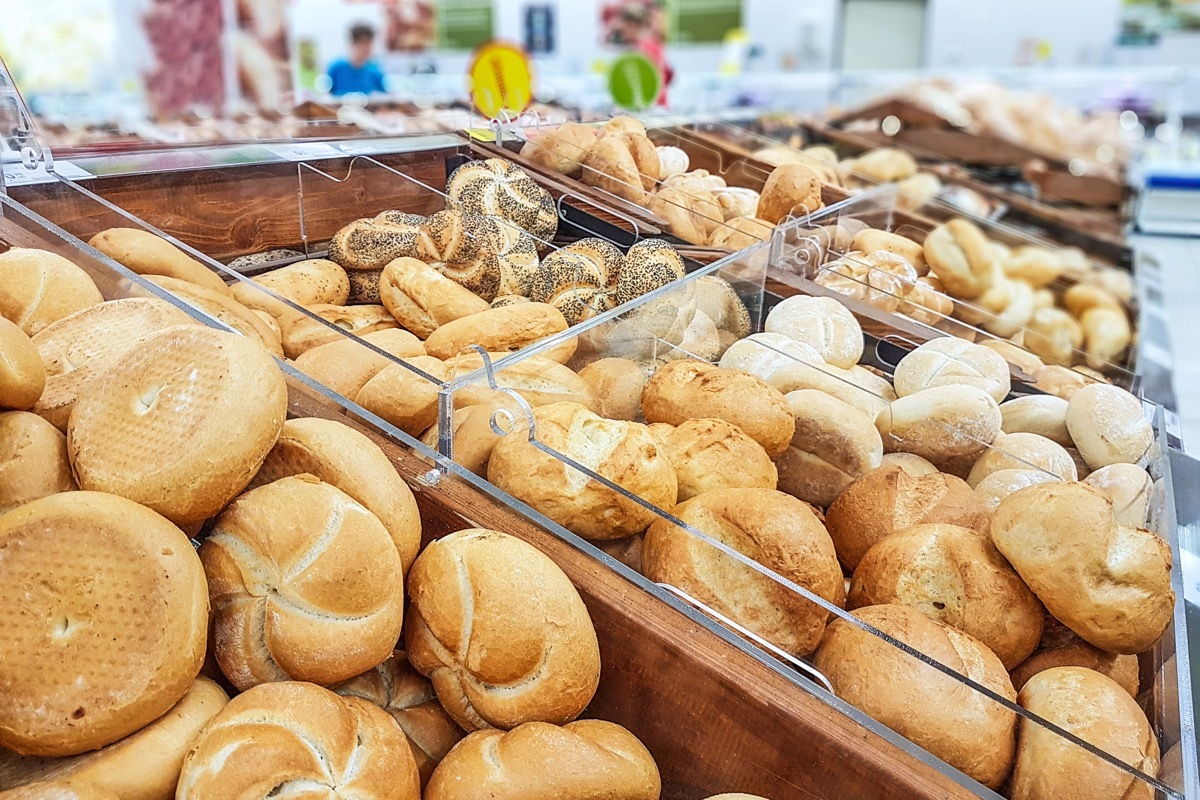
777,390,883,508
644,489,844,657
327,211,424,271
292,327,425,399
1082,463,1152,528
32,297,199,430
0,411,76,513
228,258,350,317
355,356,449,437
88,228,230,296
406,529,600,731
656,145,690,179
718,332,824,379
1066,384,1153,469
332,651,464,787
764,295,863,368
424,720,660,800
201,474,406,690
973,468,1060,512
0,318,45,411
67,326,287,526
278,303,399,358
0,249,102,335
879,384,1002,461
250,417,422,574
656,418,778,500
893,338,1011,403
423,303,571,361
176,681,419,800
966,431,1077,488
1000,395,1071,446
446,158,558,242
144,275,284,357
379,257,491,339
0,492,207,757
1010,667,1159,800
487,402,676,540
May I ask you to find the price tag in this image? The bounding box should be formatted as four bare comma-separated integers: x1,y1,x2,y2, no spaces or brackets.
608,52,661,111
463,128,497,142
2,159,91,187
468,40,533,119
263,142,342,162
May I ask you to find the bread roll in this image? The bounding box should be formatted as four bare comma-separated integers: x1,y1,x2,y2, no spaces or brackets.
966,431,1077,488
144,275,283,357
854,147,919,182
0,492,207,756
581,133,657,202
708,215,774,252
1003,246,1062,288
1032,364,1094,400
980,339,1045,376
1079,306,1131,370
1009,667,1158,800
878,385,1002,461
657,418,778,501
446,158,557,242
756,164,825,224
852,229,927,275
379,257,491,339
849,523,1044,669
0,248,103,335
406,529,600,730
991,482,1173,654
487,402,676,540
332,651,464,786
1025,307,1083,366
278,303,399,358
1000,395,1071,446
813,604,1018,789
327,212,423,272
577,358,646,421
894,338,1011,403
0,779,118,799
1066,384,1153,469
519,122,597,177
424,720,660,800
825,464,989,571
250,417,422,574
292,327,425,399
777,390,883,508
0,318,44,411
0,677,228,800
445,352,597,412
923,219,998,300
644,488,844,656
88,228,229,296
880,452,939,476
228,258,350,318
1009,641,1138,698
423,303,572,362
650,186,722,245
354,356,449,436
718,331,825,379
642,361,794,458
1082,463,1152,528
419,398,521,476
32,297,199,430
176,681,419,800
0,411,75,513
973,468,1060,512
68,326,287,526
763,295,863,369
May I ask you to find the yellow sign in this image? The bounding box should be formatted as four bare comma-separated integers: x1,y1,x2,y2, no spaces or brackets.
468,40,533,119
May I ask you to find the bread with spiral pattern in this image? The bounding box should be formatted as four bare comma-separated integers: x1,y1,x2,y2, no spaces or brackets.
327,211,424,271
415,209,502,301
446,158,558,242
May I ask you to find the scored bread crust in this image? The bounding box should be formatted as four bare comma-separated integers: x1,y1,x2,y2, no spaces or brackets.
0,248,103,336
0,411,76,513
0,317,46,411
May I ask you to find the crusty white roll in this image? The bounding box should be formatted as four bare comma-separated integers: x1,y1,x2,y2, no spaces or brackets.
88,228,230,296
973,468,1061,512
406,529,600,731
893,338,1011,403
764,295,864,369
278,303,399,358
655,417,778,501
419,398,520,477
354,356,449,437
0,317,45,411
228,258,350,318
577,358,646,422
445,353,597,411
1065,384,1153,469
999,395,1071,446
379,257,490,339
423,303,571,362
176,681,419,800
776,390,883,508
0,411,76,514
656,145,690,179
880,452,939,476
1082,463,1152,528
144,275,284,358
878,384,1002,461
644,488,845,657
991,482,1173,654
1032,364,1095,400
292,327,425,399
424,720,660,800
0,248,103,335
519,122,597,177
966,431,1077,488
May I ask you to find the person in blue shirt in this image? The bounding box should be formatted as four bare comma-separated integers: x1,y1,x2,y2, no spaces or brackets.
327,24,386,96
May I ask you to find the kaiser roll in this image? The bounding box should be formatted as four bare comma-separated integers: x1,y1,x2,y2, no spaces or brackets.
577,357,647,422
849,523,1044,669
643,489,845,657
825,464,990,571
763,295,864,369
1009,667,1158,800
966,431,1077,488
1083,463,1152,528
0,492,207,756
0,318,44,411
406,529,601,730
813,604,1018,789
656,417,778,501
424,720,660,800
1009,641,1139,698
67,326,287,526
777,390,883,508
893,338,1011,403
250,417,422,574
176,681,419,800
423,303,572,362
201,474,405,690
878,384,1002,461
228,258,350,318
991,482,1173,654
487,402,677,540
292,327,425,399
1066,384,1153,469
1000,395,1071,446
0,248,102,335
87,229,230,296
0,411,75,513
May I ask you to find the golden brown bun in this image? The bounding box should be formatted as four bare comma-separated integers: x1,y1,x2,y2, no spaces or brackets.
776,390,883,508
229,258,350,317
657,417,778,501
763,295,863,369
354,356,448,437
880,452,939,475
893,338,1011,403
825,464,989,571
419,399,520,476
1003,246,1063,288
1024,308,1083,366
292,327,425,399
144,275,283,357
519,123,598,177
999,395,1072,446
424,720,660,800
32,298,199,430
642,361,794,458
650,186,722,245
67,326,287,526
0,492,207,756
853,147,919,182
423,303,571,362
852,228,928,275
1010,667,1158,800
966,431,1077,488
708,215,774,252
756,164,825,224
176,681,419,800
0,248,103,335
1080,305,1131,370
278,303,399,358
980,339,1045,376
581,134,655,202
406,529,600,731
879,384,1002,461
488,402,676,540
445,352,597,412
332,651,464,787
991,482,1173,654
0,411,76,513
1009,641,1139,698
0,318,45,411
644,489,844,657
813,604,1018,790
379,257,491,340
0,677,228,800
1032,364,1095,400
578,357,647,421
201,474,405,690
88,229,229,296
1082,463,1152,528
923,219,998,300
1066,384,1153,469
849,523,1044,669
250,417,422,574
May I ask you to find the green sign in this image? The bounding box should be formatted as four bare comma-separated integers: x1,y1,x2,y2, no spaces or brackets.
667,0,742,44
608,52,661,111
437,0,495,51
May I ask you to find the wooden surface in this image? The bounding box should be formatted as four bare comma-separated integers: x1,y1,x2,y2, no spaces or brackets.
286,385,986,800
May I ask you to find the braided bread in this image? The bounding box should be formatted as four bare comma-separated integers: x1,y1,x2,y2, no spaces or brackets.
327,211,424,271
416,209,502,301
923,219,999,300
446,158,558,242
